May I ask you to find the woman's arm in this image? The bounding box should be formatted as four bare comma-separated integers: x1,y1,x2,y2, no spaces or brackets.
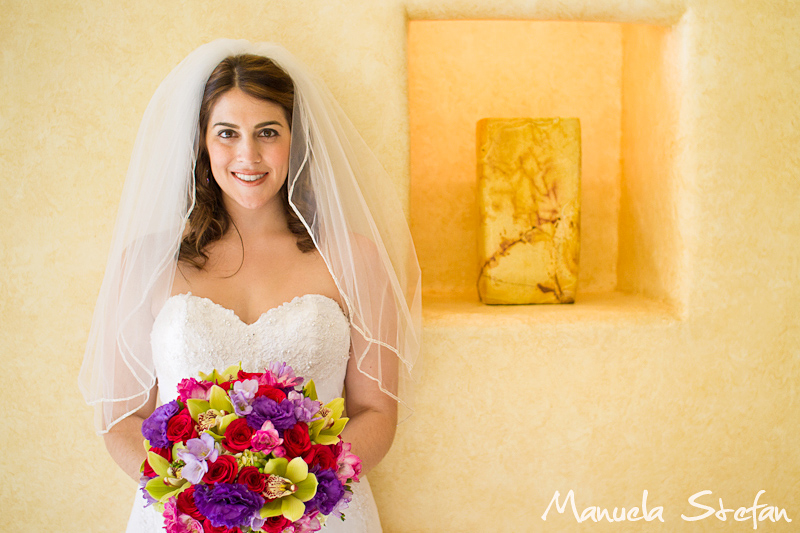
340,345,399,476
102,385,158,483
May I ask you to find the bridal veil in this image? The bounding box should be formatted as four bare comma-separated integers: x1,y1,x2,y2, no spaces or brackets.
79,40,422,433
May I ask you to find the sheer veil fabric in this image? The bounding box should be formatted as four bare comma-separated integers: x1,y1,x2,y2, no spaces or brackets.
79,39,422,433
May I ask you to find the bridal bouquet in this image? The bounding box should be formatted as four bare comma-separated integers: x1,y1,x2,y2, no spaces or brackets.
139,362,362,533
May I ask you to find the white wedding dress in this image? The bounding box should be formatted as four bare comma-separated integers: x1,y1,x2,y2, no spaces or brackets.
125,292,382,532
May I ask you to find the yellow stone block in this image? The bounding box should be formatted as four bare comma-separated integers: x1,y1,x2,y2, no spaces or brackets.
477,118,581,304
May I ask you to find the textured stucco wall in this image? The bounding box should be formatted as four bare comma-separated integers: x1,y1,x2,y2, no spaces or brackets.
2,0,798,531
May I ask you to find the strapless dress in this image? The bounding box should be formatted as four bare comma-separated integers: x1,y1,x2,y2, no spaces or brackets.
125,293,382,532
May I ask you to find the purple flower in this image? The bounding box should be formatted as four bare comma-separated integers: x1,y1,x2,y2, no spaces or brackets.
246,397,297,431
248,515,267,531
177,433,218,483
267,361,304,388
230,379,258,416
141,400,180,448
306,467,346,516
193,482,264,529
288,391,321,423
138,476,157,507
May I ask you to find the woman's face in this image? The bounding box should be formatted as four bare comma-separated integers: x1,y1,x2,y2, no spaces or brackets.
205,88,291,215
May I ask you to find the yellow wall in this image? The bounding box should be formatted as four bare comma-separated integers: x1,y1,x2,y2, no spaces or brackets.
3,0,799,531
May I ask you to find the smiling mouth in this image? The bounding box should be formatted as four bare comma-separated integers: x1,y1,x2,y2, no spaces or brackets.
233,172,267,183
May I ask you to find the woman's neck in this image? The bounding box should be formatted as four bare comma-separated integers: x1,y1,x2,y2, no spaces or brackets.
223,197,291,243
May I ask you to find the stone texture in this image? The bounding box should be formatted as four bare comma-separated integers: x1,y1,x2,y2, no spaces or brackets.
477,118,581,304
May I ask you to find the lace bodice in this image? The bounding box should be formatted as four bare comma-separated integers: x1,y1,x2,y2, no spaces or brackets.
151,293,351,405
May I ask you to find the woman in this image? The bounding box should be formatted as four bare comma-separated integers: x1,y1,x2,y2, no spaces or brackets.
79,40,421,532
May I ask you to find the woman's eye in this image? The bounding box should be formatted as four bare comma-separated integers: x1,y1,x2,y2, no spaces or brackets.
218,129,237,139
259,128,278,138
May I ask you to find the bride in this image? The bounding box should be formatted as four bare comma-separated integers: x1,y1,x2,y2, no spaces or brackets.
79,40,421,532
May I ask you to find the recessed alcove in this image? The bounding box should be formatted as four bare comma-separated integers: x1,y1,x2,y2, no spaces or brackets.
408,20,684,319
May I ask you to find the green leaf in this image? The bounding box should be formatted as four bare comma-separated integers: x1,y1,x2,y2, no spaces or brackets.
187,399,210,421
281,495,306,522
294,473,318,502
209,385,234,413
146,451,170,478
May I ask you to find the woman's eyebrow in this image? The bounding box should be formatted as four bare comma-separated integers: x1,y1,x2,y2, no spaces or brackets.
212,120,286,129
254,120,285,128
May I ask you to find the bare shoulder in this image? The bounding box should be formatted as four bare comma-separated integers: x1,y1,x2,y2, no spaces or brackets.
348,232,383,267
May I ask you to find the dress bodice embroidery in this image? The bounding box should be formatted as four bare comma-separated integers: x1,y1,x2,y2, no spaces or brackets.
151,293,351,405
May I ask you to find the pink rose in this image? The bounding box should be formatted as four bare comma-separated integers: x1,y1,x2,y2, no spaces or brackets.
177,378,212,403
251,421,283,454
335,441,362,483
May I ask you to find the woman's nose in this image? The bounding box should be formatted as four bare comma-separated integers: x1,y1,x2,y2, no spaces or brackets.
237,137,261,163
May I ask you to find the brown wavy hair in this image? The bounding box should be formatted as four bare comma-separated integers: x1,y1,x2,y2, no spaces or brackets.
179,54,315,269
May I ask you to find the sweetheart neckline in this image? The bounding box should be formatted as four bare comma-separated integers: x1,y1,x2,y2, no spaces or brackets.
164,292,347,327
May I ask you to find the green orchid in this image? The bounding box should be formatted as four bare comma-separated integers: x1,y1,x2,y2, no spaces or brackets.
309,397,348,445
199,363,242,385
186,384,237,435
304,379,318,401
143,450,189,504
259,457,319,522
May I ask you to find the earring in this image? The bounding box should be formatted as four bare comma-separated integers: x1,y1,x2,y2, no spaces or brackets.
206,168,210,184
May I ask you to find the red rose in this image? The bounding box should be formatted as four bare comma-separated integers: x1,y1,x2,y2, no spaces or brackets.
237,370,262,381
262,515,292,533
237,466,267,493
303,444,338,470
166,409,197,443
203,518,241,533
222,418,254,453
282,422,311,458
176,486,204,521
202,454,238,484
257,385,287,403
143,446,172,478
